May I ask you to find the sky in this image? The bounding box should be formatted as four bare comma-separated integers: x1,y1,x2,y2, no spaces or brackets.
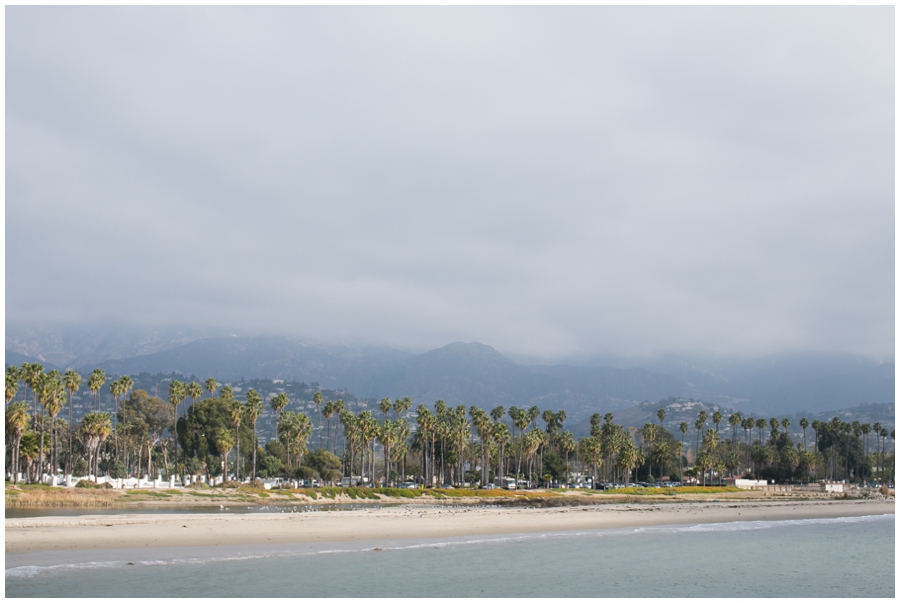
6,6,895,360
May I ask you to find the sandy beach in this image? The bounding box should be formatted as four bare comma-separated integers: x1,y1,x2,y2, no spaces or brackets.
6,498,892,555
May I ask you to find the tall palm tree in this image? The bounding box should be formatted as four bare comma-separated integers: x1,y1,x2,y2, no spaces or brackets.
799,417,809,450
88,368,106,412
63,369,81,475
679,422,689,478
339,410,357,478
186,382,203,417
694,415,706,463
728,412,742,446
270,392,289,435
313,391,324,449
167,380,185,479
81,412,112,480
110,377,125,460
471,407,492,487
393,397,412,420
641,423,658,481
229,399,243,481
35,372,59,481
204,377,219,399
44,378,66,482
6,401,29,484
323,400,335,454
244,389,263,479
755,418,767,445
712,411,723,433
559,430,575,484
377,419,397,486
811,419,821,453
617,438,643,487
379,398,392,422
23,363,45,429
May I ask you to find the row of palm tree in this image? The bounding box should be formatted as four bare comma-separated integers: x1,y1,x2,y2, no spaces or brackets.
5,364,895,488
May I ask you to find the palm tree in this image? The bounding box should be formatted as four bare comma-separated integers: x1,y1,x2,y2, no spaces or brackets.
712,411,723,433
88,368,106,412
167,380,185,479
44,378,66,482
6,366,19,406
323,400,336,454
679,422,688,478
214,428,235,484
559,430,575,484
6,401,29,484
799,417,809,449
65,370,84,475
379,398,392,422
511,407,530,480
781,418,791,439
393,397,412,420
755,418,767,445
617,438,643,487
811,419,821,453
81,412,112,480
186,382,203,416
270,392,289,435
229,399,243,481
641,423,658,481
18,432,42,484
244,389,263,479
416,406,434,485
377,419,397,486
35,372,58,481
23,363,45,429
118,375,134,465
204,377,219,399
340,410,357,478
313,391,324,449
471,407,492,487
694,417,705,463
110,377,125,460
728,412,742,446
492,421,510,484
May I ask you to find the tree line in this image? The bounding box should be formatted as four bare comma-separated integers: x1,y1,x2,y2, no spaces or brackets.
5,363,895,488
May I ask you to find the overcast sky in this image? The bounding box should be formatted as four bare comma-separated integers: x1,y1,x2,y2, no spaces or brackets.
6,6,894,359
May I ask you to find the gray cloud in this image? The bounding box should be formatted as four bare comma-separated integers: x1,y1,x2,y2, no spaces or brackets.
6,6,894,358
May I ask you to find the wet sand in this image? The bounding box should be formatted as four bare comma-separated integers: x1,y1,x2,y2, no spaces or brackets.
6,498,893,555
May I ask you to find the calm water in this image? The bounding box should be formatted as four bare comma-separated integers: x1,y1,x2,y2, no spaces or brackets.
6,514,894,597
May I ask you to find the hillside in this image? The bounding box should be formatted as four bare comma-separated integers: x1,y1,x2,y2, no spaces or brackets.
6,334,894,423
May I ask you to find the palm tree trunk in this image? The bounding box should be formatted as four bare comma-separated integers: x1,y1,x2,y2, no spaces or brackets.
252,425,258,480
39,415,46,484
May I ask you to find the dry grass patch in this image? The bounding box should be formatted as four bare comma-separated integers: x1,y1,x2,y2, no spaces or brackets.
6,484,123,508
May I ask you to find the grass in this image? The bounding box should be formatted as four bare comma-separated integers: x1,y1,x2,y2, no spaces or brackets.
123,490,172,498
6,484,120,508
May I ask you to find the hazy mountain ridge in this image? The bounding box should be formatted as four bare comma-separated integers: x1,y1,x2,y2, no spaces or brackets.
5,333,894,422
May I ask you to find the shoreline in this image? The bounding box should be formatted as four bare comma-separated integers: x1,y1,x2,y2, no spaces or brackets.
6,498,893,556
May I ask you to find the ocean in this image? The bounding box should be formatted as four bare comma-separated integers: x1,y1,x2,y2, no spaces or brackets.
6,513,894,597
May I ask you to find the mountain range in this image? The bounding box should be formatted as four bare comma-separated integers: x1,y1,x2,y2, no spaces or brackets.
6,332,894,422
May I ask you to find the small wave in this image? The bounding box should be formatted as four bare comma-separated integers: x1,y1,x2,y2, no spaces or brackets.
634,513,894,534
